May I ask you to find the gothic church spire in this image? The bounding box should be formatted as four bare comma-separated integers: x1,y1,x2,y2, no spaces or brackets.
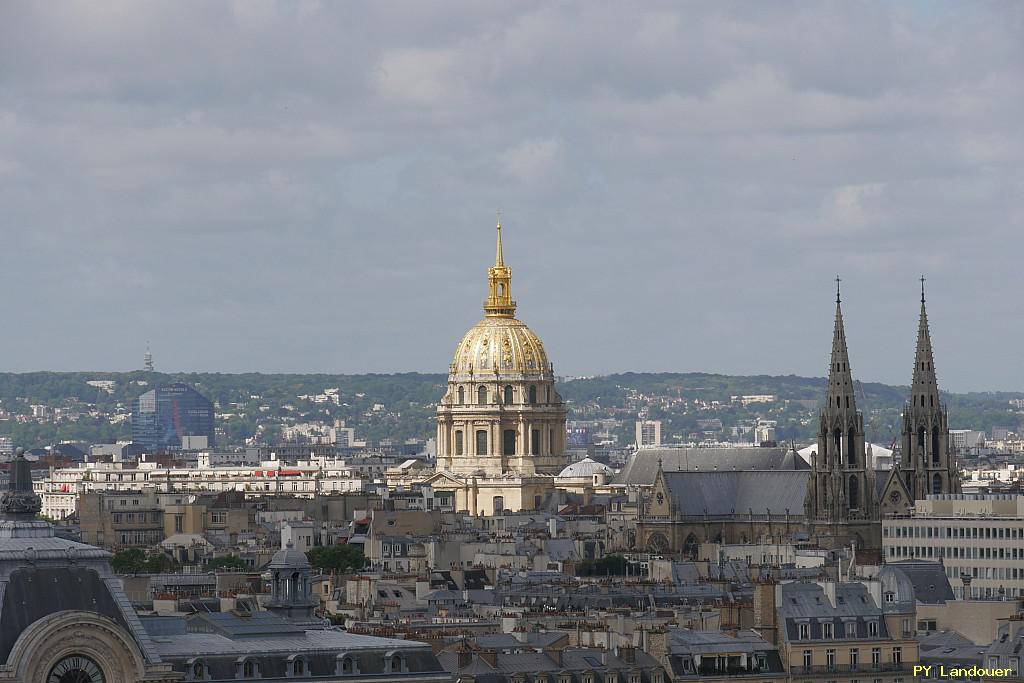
911,277,940,409
826,277,858,416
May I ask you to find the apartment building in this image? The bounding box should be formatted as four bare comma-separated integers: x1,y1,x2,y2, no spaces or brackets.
755,576,920,683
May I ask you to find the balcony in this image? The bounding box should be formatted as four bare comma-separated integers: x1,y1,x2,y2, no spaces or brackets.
790,663,906,676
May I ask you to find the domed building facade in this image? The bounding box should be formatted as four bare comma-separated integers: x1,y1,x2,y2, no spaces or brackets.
427,221,567,515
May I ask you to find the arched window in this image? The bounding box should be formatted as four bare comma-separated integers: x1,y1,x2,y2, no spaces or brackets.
498,283,505,296
457,386,465,404
337,654,358,675
529,385,537,404
454,430,464,456
918,426,926,448
833,428,842,459
847,427,857,466
849,475,859,509
504,385,514,404
476,430,488,455
550,430,555,454
493,495,504,513
385,652,405,673
478,386,488,405
932,427,941,465
932,473,943,494
503,429,516,455
188,659,209,681
530,429,540,456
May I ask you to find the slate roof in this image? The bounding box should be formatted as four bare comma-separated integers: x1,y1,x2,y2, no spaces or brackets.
777,581,889,643
661,470,809,516
616,446,807,485
884,560,955,604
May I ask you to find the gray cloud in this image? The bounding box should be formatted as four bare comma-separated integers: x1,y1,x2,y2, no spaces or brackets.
0,1,1021,391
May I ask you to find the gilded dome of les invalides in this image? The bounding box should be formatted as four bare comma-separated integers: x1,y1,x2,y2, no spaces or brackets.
448,221,553,381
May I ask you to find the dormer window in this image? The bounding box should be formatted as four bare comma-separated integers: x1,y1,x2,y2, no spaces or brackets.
384,651,406,674
287,655,310,677
236,657,259,679
884,591,895,603
336,654,359,675
186,658,211,681
798,622,810,640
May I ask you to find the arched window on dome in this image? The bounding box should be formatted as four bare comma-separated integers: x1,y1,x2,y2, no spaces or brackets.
504,385,513,404
454,430,464,456
529,385,537,404
476,430,488,455
498,283,505,296
478,386,488,405
457,386,465,404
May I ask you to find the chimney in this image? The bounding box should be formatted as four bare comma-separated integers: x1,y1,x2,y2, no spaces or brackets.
618,645,636,663
545,647,562,667
457,649,472,669
961,574,973,601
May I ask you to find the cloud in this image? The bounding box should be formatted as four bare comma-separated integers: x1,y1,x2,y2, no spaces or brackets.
0,1,1021,390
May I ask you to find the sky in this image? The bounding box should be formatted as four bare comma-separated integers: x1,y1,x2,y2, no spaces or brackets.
0,1,1021,392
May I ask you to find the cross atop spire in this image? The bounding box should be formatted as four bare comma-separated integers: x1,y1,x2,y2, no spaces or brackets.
920,275,926,304
836,275,841,304
495,210,504,267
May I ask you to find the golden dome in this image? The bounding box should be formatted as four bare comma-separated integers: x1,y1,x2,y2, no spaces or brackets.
451,316,551,378
448,219,552,379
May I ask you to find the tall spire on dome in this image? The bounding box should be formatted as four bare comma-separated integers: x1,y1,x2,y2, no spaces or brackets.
826,276,858,415
495,210,505,267
483,214,516,317
911,276,939,405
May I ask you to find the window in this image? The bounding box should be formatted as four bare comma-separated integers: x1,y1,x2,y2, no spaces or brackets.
457,386,465,404
385,653,405,673
503,429,516,456
803,650,812,669
476,430,488,455
823,622,834,639
478,386,488,405
871,648,880,666
504,385,513,404
846,622,857,637
188,660,209,681
454,430,464,456
493,496,504,513
826,649,836,670
531,429,540,455
287,656,309,677
240,659,257,678
529,385,537,404
337,654,358,675
892,647,901,664
850,648,859,668
798,623,810,640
